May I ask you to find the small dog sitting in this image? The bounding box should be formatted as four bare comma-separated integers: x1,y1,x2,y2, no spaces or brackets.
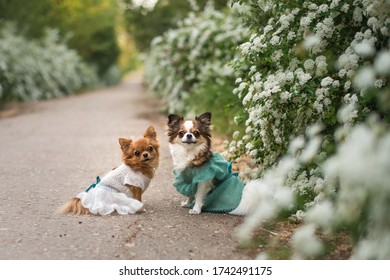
167,112,260,215
59,125,159,215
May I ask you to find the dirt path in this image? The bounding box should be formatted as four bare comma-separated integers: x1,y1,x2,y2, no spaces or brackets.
0,73,251,260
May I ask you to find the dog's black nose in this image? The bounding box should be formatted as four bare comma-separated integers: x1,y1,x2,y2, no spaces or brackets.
186,134,192,139
143,153,149,158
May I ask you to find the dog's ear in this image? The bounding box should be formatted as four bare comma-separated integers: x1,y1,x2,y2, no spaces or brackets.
144,125,157,140
196,112,211,125
119,138,132,152
168,114,184,127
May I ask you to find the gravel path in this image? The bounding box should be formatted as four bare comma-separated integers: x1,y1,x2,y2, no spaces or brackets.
0,73,251,260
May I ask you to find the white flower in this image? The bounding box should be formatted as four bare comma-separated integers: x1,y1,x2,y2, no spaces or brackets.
270,35,280,45
293,210,306,222
304,59,315,71
232,131,240,140
295,68,312,85
288,135,305,155
271,50,282,62
315,56,328,75
338,102,358,125
316,17,334,38
353,7,363,22
240,42,252,55
332,80,340,87
238,82,248,91
317,4,328,13
292,224,323,259
338,69,347,78
367,17,380,32
308,3,317,11
285,71,294,82
374,50,390,75
304,35,321,50
305,201,334,228
330,0,340,8
253,36,262,48
300,136,322,163
274,187,294,208
313,178,325,193
320,77,334,87
354,41,375,57
341,3,349,13
279,14,292,29
287,31,296,40
306,123,324,137
353,66,376,89
300,16,312,27
374,79,383,88
263,25,273,34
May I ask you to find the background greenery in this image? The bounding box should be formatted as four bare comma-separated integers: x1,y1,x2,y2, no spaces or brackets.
0,0,120,78
122,0,229,51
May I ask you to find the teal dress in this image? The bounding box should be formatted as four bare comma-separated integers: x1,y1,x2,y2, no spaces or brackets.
173,153,244,213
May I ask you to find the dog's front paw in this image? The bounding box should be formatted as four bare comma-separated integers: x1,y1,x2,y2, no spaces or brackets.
189,208,201,215
181,197,194,207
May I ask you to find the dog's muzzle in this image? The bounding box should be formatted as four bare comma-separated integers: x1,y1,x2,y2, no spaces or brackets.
182,133,197,144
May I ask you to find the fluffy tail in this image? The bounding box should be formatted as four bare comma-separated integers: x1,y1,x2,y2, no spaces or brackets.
229,180,264,216
58,197,89,215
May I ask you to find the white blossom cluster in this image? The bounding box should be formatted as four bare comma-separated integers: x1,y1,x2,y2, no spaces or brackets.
144,3,248,113
0,23,98,102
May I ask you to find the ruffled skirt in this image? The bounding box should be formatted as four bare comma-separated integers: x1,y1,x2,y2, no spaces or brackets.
77,184,143,215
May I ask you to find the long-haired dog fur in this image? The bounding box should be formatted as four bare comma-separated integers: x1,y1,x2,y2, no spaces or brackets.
60,125,159,215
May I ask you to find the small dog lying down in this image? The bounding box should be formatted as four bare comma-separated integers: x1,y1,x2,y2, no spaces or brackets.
59,126,159,215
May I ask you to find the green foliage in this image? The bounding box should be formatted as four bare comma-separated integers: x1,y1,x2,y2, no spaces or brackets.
122,0,230,51
0,23,98,105
0,0,121,79
188,82,244,136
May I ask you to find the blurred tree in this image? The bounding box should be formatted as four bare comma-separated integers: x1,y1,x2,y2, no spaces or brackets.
121,0,230,51
0,0,120,77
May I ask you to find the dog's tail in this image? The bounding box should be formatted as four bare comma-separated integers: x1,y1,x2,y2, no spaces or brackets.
58,197,89,215
229,180,264,216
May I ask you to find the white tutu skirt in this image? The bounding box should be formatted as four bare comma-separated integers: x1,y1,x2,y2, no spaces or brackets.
77,184,143,215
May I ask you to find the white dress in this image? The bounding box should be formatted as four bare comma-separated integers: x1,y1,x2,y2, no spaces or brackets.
77,164,152,215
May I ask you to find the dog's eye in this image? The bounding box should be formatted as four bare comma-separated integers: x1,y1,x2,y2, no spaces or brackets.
178,131,185,137
134,150,141,157
193,131,200,137
147,146,154,152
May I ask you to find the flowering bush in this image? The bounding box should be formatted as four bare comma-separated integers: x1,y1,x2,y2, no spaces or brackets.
0,23,98,104
144,3,249,119
231,0,390,259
